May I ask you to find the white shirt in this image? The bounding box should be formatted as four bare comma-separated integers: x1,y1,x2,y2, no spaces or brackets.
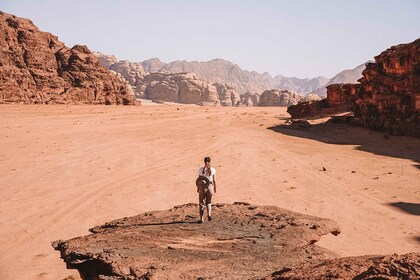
198,166,216,182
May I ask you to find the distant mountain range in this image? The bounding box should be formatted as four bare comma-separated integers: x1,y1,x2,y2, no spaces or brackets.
94,52,370,97
139,58,330,95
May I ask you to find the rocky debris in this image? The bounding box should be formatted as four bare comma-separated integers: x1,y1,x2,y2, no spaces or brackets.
0,12,138,105
264,253,420,280
52,203,341,280
354,38,420,136
259,89,304,107
287,83,360,118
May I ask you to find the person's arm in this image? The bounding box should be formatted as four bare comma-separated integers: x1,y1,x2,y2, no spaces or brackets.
213,174,217,193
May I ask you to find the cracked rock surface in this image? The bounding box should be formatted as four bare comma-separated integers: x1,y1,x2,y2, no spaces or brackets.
52,202,341,279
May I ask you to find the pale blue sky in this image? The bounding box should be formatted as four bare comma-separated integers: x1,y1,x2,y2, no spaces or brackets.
1,0,419,78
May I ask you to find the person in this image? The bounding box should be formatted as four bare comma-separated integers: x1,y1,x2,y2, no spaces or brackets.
196,156,217,223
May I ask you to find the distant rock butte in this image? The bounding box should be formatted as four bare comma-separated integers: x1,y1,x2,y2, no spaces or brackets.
0,12,138,105
52,202,341,280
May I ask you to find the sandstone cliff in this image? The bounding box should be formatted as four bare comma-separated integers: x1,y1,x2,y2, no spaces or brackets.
0,12,138,105
139,72,220,105
354,38,420,136
287,38,420,137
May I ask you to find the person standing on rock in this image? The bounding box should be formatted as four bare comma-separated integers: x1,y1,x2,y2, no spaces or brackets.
196,157,217,223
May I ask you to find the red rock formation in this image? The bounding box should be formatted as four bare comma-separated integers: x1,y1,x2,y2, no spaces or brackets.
287,83,360,118
0,12,138,105
52,202,341,279
354,38,420,136
264,253,420,280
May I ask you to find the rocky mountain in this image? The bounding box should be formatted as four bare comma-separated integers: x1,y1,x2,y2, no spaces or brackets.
95,53,329,95
94,53,321,106
0,12,138,105
140,58,329,95
311,62,370,97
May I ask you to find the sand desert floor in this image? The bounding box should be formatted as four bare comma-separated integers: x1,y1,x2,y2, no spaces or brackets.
0,104,419,280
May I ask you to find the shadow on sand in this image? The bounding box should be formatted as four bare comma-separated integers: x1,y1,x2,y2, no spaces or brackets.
387,202,420,216
267,122,420,167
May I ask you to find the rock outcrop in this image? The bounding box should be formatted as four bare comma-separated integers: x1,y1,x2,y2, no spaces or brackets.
0,12,138,105
214,82,241,106
259,89,304,107
240,92,260,106
52,202,341,280
287,83,360,119
354,38,420,136
139,72,220,105
265,253,420,280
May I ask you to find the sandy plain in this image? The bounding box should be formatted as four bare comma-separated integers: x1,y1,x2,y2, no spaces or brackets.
0,104,418,280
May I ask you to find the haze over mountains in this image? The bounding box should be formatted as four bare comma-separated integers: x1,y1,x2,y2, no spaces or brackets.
95,52,368,97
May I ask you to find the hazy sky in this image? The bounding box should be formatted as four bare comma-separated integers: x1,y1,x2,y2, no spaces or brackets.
1,0,419,78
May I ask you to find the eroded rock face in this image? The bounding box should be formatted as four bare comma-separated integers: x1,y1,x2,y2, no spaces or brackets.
259,89,304,107
287,83,361,119
240,92,260,106
214,82,241,106
52,202,341,280
0,12,138,105
139,72,220,105
354,38,420,136
264,253,420,280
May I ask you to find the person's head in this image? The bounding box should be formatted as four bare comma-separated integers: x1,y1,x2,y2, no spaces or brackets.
204,156,211,167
